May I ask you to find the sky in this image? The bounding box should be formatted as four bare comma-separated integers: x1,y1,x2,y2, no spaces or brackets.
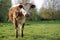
11,0,44,11
34,0,44,11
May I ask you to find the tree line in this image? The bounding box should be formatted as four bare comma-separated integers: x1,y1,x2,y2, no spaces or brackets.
0,0,60,22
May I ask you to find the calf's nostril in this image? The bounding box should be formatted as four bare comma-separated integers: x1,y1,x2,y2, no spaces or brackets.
25,13,30,17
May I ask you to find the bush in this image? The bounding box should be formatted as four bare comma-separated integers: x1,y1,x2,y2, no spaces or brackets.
27,9,40,21
39,7,60,20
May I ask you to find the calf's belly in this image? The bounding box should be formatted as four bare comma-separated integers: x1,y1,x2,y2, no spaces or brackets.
17,18,26,24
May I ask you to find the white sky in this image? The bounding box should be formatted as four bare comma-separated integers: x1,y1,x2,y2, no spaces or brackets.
34,0,44,11
11,0,44,11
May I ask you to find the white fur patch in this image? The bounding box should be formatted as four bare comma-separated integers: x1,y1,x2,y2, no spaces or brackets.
20,8,27,16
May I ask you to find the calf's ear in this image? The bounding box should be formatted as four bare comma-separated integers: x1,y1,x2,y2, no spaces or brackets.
19,5,23,8
30,4,35,8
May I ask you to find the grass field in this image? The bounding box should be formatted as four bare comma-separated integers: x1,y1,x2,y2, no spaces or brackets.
0,21,60,40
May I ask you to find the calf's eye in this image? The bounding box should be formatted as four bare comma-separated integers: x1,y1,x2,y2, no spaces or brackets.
30,4,35,8
19,5,23,8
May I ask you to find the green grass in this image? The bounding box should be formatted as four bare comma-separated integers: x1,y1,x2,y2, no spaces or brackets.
0,21,60,40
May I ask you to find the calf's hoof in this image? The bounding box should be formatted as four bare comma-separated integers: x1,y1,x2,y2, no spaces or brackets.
21,34,24,38
16,35,18,38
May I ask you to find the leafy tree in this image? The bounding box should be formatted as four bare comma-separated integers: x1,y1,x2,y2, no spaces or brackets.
27,9,38,21
0,0,11,21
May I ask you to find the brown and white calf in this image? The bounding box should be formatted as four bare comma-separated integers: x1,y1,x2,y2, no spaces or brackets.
9,2,35,38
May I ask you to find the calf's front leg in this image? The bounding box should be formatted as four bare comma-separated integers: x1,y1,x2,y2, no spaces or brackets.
20,23,25,37
13,18,18,38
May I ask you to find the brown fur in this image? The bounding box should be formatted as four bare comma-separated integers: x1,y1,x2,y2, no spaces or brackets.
9,6,20,21
9,6,20,38
9,5,25,38
8,3,35,38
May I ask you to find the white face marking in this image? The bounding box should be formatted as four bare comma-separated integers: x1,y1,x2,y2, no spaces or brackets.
20,8,27,16
23,4,31,11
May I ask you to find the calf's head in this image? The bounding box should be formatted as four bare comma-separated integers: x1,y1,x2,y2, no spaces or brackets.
17,3,35,17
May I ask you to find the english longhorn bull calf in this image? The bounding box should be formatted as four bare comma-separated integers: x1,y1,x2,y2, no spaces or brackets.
9,2,35,38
